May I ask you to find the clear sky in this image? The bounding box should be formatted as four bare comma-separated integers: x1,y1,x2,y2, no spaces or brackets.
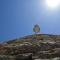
0,0,60,42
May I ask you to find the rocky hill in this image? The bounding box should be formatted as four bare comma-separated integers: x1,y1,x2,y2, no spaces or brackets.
0,34,60,59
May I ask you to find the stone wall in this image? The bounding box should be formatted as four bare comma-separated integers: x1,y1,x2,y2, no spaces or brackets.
0,53,32,60
0,55,15,60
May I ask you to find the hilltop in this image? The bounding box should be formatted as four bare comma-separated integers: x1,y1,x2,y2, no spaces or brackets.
5,34,60,45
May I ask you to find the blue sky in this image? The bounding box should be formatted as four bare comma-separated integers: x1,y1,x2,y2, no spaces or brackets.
0,0,60,42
